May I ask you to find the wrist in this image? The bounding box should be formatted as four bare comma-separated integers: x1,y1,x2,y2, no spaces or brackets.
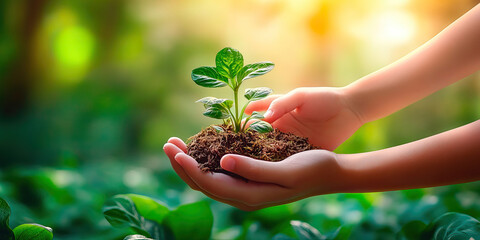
339,85,369,124
334,153,367,193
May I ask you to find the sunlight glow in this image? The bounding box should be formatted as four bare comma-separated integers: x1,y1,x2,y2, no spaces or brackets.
371,11,416,45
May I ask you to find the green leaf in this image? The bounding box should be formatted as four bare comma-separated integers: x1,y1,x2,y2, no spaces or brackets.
164,201,213,240
237,61,274,83
196,97,233,109
212,125,224,133
124,235,154,240
328,225,352,240
291,221,324,240
126,194,170,225
250,111,265,120
13,223,53,240
290,220,325,240
215,47,244,80
422,212,480,240
249,120,273,133
102,195,161,238
203,106,231,119
0,198,14,240
244,87,273,101
192,67,228,88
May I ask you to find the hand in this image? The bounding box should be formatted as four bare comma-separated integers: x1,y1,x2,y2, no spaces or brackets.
246,87,363,150
163,137,345,211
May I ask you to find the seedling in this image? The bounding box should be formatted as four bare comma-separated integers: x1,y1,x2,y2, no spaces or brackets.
191,47,274,133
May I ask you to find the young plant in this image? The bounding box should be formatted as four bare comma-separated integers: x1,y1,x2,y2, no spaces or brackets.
191,47,275,133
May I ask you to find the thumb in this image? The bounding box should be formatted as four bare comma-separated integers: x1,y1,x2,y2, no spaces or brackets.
220,154,288,184
263,90,305,122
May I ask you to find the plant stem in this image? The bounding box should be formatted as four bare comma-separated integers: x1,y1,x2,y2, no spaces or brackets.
233,87,240,132
240,115,251,132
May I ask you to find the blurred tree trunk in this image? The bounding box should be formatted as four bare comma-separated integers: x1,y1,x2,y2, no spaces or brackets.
0,0,47,118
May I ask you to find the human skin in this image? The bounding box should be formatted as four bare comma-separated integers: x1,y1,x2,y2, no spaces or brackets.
164,120,480,211
163,4,480,210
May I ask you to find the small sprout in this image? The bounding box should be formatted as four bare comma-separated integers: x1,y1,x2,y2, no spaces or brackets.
212,125,224,133
192,47,274,133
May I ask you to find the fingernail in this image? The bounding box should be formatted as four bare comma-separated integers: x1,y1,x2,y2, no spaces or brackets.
221,157,235,171
174,153,184,165
264,110,273,118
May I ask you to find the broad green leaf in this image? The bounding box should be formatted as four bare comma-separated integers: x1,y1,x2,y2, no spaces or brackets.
196,97,233,109
126,194,170,225
164,201,213,240
102,195,161,238
249,204,293,227
250,111,265,120
244,87,272,101
191,67,228,88
203,106,230,119
124,235,154,240
13,223,53,240
422,212,480,240
215,47,244,80
249,120,273,133
0,198,14,240
290,220,325,240
237,62,274,83
397,221,426,240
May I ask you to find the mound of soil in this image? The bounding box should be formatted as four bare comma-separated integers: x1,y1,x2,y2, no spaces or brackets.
187,125,320,176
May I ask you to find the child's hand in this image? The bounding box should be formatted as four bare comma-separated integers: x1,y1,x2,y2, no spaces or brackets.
246,87,363,150
163,137,345,211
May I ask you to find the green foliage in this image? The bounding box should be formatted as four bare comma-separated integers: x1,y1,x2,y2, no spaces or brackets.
272,220,351,240
163,201,213,240
0,198,53,240
422,212,480,239
397,221,426,240
192,47,274,133
124,234,154,240
103,194,213,240
102,195,164,238
0,198,14,240
12,224,53,240
290,221,323,240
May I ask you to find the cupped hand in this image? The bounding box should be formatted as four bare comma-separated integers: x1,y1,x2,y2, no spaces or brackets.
163,137,345,211
246,87,363,150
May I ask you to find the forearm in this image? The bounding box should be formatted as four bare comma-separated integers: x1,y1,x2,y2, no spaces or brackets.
336,120,480,193
343,4,480,123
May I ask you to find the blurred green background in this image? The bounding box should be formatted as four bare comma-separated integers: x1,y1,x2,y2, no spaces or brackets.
1,0,479,239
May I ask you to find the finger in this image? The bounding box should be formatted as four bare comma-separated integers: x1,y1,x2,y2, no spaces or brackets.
264,90,305,122
245,95,280,115
175,153,292,206
163,143,201,191
164,144,259,210
167,137,187,153
220,154,289,185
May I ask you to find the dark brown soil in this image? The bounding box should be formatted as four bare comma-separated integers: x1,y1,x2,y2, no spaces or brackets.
187,124,320,176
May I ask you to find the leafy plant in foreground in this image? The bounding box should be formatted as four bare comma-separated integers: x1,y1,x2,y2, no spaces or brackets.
0,197,53,240
271,212,480,240
192,47,275,133
103,194,213,240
